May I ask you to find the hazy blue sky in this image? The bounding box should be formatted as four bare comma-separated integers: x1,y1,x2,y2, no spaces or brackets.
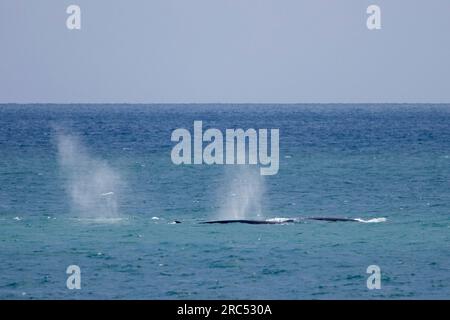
0,0,449,103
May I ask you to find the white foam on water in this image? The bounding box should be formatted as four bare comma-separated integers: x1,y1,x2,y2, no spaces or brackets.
354,217,387,223
265,217,296,223
70,217,126,224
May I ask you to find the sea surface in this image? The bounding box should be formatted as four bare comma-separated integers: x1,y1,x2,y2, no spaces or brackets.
0,104,449,299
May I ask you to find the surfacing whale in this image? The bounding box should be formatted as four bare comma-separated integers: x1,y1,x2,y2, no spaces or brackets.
306,217,358,222
200,217,358,224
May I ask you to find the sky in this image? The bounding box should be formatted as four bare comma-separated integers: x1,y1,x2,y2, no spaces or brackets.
0,0,449,103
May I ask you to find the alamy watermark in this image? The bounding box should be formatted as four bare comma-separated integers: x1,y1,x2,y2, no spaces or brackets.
66,5,81,30
66,265,81,290
65,4,381,31
171,121,279,176
366,265,381,290
366,5,382,30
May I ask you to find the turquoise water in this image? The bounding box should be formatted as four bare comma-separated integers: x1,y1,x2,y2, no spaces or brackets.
0,104,449,299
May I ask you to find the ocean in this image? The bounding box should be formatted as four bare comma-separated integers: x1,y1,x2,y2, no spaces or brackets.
0,104,449,299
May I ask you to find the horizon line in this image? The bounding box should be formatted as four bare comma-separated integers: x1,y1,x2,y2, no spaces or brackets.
1,102,450,105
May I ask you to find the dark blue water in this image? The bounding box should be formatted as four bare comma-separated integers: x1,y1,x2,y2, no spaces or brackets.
0,104,449,299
